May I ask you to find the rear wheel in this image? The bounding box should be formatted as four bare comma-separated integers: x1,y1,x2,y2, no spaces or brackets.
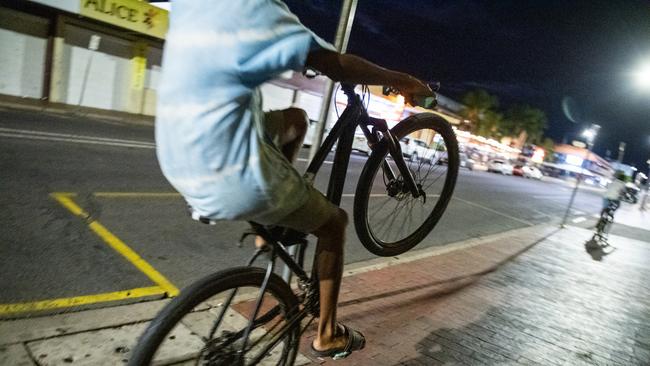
354,113,459,256
129,267,300,366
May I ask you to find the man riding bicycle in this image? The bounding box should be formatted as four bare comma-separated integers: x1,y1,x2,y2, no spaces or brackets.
602,171,627,216
156,0,432,359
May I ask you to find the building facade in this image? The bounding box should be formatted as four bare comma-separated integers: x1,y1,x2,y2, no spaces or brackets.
0,0,166,115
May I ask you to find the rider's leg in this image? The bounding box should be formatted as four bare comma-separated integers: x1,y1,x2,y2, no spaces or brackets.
258,109,361,351
311,208,349,351
255,108,309,248
276,107,308,162
272,187,359,352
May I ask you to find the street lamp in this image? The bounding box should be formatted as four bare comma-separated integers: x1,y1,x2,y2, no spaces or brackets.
642,158,650,211
561,124,601,227
633,62,650,91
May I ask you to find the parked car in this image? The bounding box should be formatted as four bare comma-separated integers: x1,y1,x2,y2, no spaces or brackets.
513,165,524,176
487,159,513,175
522,165,543,180
437,151,448,165
459,152,474,170
303,119,332,147
622,183,640,204
351,131,371,155
400,137,436,164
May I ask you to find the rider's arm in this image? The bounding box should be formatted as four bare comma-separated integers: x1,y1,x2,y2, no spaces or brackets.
305,49,432,105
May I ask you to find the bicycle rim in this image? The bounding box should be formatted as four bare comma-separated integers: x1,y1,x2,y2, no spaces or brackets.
354,114,459,256
128,267,300,366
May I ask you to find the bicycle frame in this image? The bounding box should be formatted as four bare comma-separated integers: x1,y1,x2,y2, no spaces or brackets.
218,84,423,363
251,83,420,282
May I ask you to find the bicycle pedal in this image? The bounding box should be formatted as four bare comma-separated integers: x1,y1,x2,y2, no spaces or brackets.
279,229,308,246
236,230,258,247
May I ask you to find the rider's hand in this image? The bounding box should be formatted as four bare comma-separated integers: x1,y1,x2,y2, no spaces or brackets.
395,74,433,106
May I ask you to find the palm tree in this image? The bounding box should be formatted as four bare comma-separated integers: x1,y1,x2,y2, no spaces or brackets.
500,104,547,144
459,89,499,135
476,110,504,139
541,137,555,162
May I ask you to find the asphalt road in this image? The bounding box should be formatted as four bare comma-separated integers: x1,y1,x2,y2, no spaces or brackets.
0,108,605,314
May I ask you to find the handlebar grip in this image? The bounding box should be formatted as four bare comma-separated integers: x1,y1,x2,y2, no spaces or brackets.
413,95,437,109
382,84,438,109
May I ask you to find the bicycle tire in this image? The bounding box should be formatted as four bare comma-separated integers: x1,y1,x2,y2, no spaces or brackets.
354,113,459,257
129,267,300,366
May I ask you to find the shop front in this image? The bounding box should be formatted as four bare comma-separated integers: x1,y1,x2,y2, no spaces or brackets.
0,0,167,115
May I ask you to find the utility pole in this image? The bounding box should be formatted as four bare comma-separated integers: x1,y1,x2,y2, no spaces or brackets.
641,158,650,211
308,0,359,161
561,124,600,227
617,142,626,163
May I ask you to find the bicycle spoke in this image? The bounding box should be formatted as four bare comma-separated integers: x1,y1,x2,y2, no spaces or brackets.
359,120,457,250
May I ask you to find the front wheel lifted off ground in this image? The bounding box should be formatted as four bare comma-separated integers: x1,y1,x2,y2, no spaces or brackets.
353,113,459,257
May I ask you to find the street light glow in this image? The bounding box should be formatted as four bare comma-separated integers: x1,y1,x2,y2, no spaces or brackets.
582,128,596,141
634,62,650,90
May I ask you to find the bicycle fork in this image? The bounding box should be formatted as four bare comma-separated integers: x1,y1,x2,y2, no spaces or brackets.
363,117,424,199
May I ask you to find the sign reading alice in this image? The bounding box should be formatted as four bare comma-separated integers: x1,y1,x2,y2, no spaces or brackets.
80,0,168,39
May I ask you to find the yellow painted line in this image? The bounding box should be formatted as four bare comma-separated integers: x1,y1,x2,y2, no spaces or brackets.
88,221,179,296
0,286,164,316
93,192,181,198
51,192,88,217
50,192,180,297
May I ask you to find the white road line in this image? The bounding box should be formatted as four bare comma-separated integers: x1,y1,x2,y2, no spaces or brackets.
0,132,155,149
452,196,534,226
572,216,587,223
0,127,155,149
296,158,333,164
0,127,155,146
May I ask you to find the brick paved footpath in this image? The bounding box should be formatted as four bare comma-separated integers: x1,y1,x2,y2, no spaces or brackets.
302,225,650,366
2,224,649,365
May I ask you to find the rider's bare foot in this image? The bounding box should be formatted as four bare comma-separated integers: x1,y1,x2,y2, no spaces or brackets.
312,327,348,351
311,324,365,358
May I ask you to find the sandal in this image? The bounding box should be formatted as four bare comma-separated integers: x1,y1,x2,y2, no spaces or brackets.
310,324,366,360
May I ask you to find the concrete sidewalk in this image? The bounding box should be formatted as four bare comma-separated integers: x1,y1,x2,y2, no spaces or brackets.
613,200,649,231
0,95,154,127
2,222,648,365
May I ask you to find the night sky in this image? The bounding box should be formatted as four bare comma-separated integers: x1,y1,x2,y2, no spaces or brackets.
284,0,650,170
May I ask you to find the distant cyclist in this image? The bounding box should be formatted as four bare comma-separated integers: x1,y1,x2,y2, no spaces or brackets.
156,0,432,359
601,170,627,217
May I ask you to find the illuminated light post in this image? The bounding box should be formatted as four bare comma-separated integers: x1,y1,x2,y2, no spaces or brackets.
633,62,650,90
309,0,359,161
641,158,650,212
561,124,600,227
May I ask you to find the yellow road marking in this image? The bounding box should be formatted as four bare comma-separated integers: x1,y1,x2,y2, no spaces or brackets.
88,221,179,296
0,287,164,316
51,193,87,217
93,192,180,198
50,193,180,297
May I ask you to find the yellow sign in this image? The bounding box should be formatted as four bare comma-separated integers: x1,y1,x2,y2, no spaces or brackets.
131,42,147,90
80,0,168,39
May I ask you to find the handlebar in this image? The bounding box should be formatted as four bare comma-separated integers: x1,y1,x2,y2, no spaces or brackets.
382,82,439,109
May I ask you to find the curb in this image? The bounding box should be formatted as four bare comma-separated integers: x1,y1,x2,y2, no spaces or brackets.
342,223,556,278
0,96,154,127
0,224,554,346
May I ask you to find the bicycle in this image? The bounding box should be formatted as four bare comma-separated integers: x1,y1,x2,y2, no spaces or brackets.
128,83,459,365
588,199,620,249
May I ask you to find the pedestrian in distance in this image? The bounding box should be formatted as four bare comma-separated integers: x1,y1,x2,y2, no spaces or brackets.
601,170,627,217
